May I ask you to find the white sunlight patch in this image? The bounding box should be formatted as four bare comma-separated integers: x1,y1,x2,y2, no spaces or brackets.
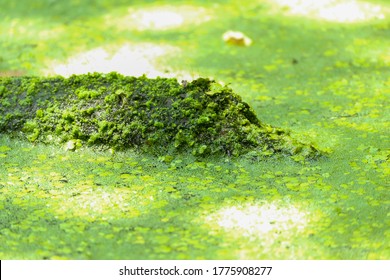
47,186,145,221
271,0,386,23
205,202,308,240
106,5,212,31
44,43,199,80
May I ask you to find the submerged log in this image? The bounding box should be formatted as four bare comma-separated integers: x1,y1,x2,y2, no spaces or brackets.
0,72,320,158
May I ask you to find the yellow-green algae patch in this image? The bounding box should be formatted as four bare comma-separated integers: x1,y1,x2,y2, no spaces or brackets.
0,72,320,158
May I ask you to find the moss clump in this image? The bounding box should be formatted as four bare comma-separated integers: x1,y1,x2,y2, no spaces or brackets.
0,72,320,158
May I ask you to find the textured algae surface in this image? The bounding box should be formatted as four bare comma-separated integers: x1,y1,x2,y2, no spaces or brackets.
0,72,319,158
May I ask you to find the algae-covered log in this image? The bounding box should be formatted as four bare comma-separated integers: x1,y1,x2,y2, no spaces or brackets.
0,72,319,157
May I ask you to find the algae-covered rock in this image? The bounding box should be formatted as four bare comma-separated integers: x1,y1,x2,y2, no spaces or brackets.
0,72,320,158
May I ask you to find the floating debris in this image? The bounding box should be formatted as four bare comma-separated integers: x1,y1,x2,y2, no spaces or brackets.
222,30,253,46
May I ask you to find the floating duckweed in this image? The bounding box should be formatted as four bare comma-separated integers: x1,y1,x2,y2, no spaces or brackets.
0,72,320,158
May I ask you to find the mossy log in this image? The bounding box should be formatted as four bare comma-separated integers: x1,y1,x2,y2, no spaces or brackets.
0,72,319,158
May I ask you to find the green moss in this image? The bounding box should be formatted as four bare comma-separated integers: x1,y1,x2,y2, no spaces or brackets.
76,87,101,99
22,121,40,142
1,99,11,107
0,72,321,158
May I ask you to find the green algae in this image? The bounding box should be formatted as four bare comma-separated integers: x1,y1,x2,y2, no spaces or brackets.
0,72,320,158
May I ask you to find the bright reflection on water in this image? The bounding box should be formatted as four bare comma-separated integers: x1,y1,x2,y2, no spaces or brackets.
270,0,386,22
106,5,212,31
45,43,199,81
205,202,308,240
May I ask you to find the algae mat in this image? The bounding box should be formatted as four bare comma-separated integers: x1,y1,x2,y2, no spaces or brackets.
0,0,389,260
0,73,319,158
